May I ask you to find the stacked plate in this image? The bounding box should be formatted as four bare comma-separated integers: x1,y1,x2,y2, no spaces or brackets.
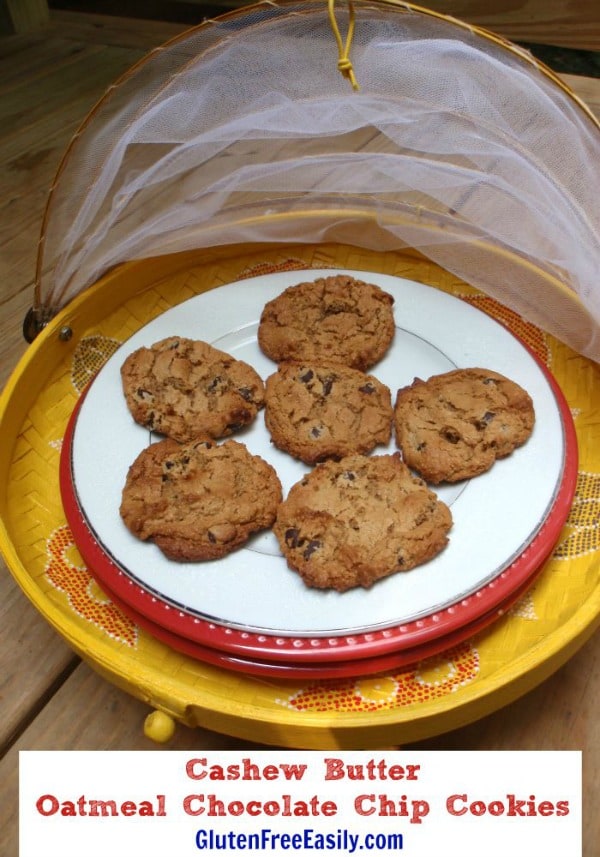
59,270,578,679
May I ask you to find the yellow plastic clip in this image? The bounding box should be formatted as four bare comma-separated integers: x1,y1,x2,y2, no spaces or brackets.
328,0,360,91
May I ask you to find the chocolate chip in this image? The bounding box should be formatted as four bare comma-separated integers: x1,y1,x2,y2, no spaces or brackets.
322,377,334,396
442,427,461,443
343,471,356,480
285,527,301,548
208,376,221,391
238,387,253,401
303,539,321,559
299,369,314,383
476,411,496,429
207,531,217,543
226,408,251,433
192,440,212,451
359,382,376,394
310,426,322,438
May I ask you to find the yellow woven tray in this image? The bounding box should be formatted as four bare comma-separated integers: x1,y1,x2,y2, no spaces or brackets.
2,241,599,749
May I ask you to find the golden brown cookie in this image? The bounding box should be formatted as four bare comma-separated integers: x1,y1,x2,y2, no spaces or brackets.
264,362,393,465
274,453,452,592
120,336,264,442
120,438,282,561
394,368,535,483
257,275,395,370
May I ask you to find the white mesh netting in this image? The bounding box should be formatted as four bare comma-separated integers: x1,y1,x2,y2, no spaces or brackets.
35,0,600,359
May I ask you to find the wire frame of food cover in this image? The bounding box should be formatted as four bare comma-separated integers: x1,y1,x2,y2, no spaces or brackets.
26,0,600,361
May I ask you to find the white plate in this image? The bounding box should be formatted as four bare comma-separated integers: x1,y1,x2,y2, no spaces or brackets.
70,269,565,636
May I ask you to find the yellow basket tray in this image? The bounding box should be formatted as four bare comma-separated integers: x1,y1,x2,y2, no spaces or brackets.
2,241,599,749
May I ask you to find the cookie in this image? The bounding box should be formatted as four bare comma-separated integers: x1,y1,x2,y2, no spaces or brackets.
257,274,395,370
120,336,265,442
120,438,282,561
394,368,535,483
274,453,452,592
264,362,393,464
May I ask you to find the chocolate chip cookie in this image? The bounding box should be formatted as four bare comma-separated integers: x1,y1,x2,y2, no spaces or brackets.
257,274,395,370
264,362,393,465
274,453,452,592
120,438,282,561
120,336,265,442
394,368,535,483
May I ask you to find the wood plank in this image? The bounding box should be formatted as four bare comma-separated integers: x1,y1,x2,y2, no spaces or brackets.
408,632,600,852
0,661,270,857
560,73,600,119
45,9,186,49
0,44,146,130
0,48,151,310
425,0,600,51
0,0,49,35
0,13,184,779
0,568,77,755
48,0,600,51
0,286,37,388
0,36,106,94
0,27,176,388
0,33,147,373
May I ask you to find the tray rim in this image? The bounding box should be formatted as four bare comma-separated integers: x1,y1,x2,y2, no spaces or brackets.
2,243,598,748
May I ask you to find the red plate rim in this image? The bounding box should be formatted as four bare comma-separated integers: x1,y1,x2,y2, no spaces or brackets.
60,341,578,665
95,555,550,681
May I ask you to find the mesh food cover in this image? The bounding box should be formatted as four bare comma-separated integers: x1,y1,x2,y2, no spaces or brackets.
32,0,600,360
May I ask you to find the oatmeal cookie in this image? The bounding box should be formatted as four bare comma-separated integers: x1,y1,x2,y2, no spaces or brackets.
264,362,393,464
394,367,535,483
120,336,264,442
120,438,282,561
257,274,395,370
274,453,452,592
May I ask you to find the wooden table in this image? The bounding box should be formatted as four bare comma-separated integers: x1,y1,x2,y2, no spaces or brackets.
1,9,599,856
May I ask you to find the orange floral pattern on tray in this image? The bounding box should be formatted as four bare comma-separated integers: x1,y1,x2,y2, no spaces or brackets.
71,335,122,393
277,643,479,712
554,471,600,559
459,294,550,366
45,525,138,647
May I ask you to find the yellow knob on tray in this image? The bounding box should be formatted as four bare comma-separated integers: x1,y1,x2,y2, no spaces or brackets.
144,709,176,744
